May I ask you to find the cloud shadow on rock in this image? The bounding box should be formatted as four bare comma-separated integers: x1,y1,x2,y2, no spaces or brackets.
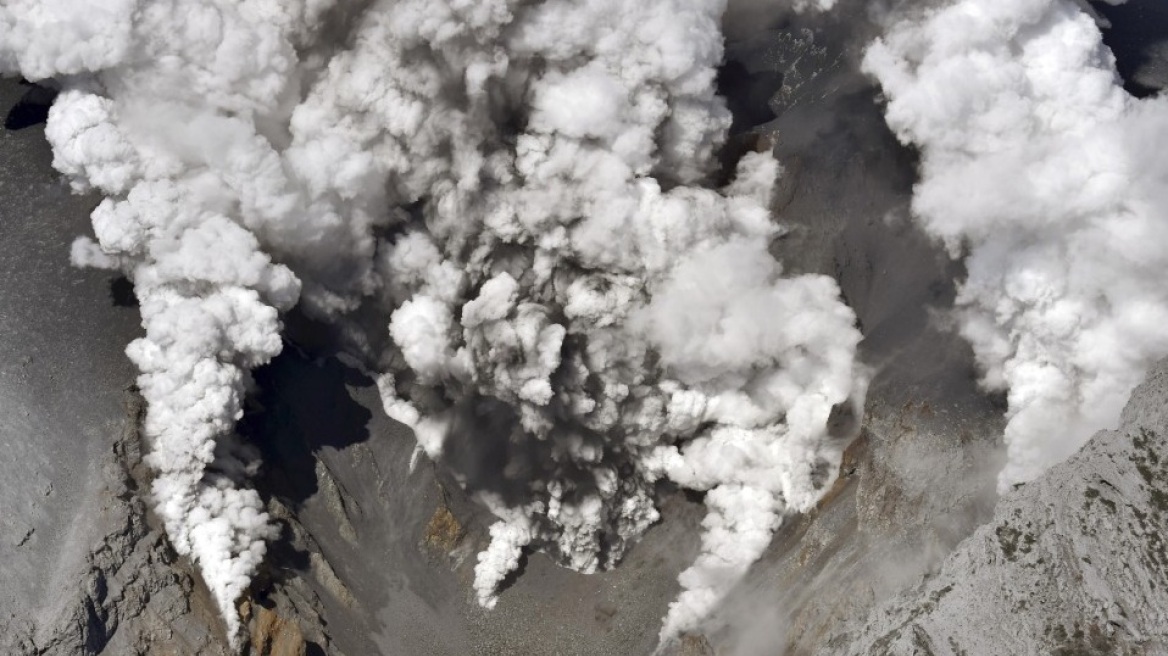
4,80,56,131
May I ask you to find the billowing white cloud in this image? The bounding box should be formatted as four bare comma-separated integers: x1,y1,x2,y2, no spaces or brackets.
4,0,327,645
0,0,135,79
4,0,864,647
334,0,864,641
865,0,1168,490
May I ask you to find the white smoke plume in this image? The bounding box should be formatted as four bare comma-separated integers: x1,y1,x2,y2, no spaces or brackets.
3,0,331,644
3,0,863,646
345,0,863,641
864,0,1168,491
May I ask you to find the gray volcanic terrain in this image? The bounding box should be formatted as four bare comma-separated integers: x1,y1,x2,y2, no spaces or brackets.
834,358,1168,655
0,81,137,614
1,1,1167,655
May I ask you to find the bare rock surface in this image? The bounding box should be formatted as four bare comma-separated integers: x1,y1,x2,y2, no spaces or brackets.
825,358,1168,655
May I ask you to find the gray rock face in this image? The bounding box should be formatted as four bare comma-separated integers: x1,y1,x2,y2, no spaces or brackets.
826,359,1168,656
0,77,136,641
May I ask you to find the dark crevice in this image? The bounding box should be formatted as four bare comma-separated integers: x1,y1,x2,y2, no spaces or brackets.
4,80,57,130
239,312,375,592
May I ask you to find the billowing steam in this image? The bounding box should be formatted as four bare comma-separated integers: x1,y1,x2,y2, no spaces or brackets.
2,0,864,646
298,0,863,643
7,0,332,643
864,0,1168,490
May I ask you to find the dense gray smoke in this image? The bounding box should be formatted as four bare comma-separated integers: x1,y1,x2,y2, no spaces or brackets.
864,0,1168,491
1,0,865,646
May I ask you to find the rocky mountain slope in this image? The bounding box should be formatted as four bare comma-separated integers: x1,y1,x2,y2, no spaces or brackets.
826,358,1168,655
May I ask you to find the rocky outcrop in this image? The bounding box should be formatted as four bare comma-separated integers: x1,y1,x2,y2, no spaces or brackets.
241,601,306,656
3,390,235,656
826,359,1168,655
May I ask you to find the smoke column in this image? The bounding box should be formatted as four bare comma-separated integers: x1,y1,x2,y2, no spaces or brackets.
2,0,863,646
865,0,1168,490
